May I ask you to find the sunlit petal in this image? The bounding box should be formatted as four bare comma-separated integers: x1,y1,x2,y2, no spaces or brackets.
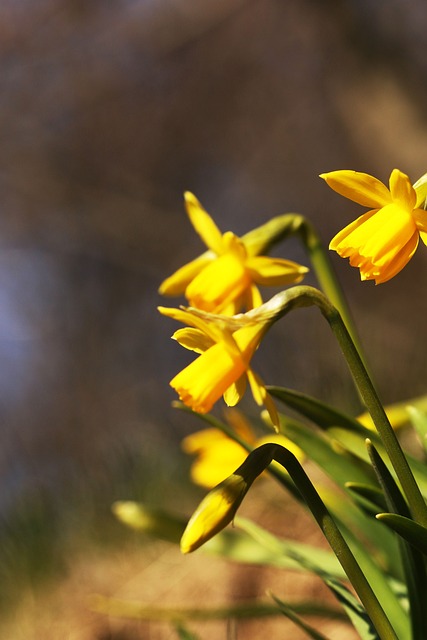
180,473,248,553
186,252,250,313
325,167,426,282
329,210,377,252
413,208,427,236
223,374,247,407
246,256,308,286
181,428,228,454
256,433,305,464
158,305,216,340
188,440,248,488
373,234,418,284
320,170,391,208
158,252,214,296
246,369,279,429
244,283,263,310
173,327,214,353
357,204,415,262
170,342,246,414
389,169,416,209
184,192,225,255
413,172,427,209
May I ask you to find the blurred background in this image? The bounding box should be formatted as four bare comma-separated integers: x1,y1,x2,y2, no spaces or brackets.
1,0,427,637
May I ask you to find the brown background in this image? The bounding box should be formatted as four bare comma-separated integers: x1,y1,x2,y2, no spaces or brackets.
0,1,426,637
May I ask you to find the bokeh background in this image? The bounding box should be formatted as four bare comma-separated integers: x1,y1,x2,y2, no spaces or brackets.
1,1,427,638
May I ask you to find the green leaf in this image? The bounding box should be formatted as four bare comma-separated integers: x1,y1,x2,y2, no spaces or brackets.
90,594,344,622
235,516,346,578
345,482,387,514
274,418,399,570
175,625,200,640
268,544,381,640
327,427,427,498
269,593,331,640
322,577,379,640
377,513,427,556
367,440,427,640
407,406,427,454
268,386,366,434
318,487,409,639
277,417,374,489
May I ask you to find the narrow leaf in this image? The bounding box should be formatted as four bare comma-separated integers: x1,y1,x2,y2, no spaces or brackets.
407,406,427,454
235,516,345,578
367,439,427,640
345,482,387,514
322,578,379,640
268,386,366,434
377,513,427,556
175,625,200,640
269,593,331,640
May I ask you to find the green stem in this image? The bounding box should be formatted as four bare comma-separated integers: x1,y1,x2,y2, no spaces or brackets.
274,286,427,527
236,444,398,640
295,218,365,366
325,302,427,528
243,213,369,376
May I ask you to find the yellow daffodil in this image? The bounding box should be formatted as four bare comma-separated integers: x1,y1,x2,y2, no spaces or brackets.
320,169,427,283
159,192,308,313
180,472,248,553
158,304,279,427
182,410,303,488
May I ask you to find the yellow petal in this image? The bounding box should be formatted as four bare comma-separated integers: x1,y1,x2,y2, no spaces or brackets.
181,428,227,454
189,439,247,488
233,322,268,362
184,192,225,255
246,256,308,286
246,369,279,430
389,169,416,210
185,252,250,313
244,283,263,310
256,433,305,464
158,306,221,344
223,408,257,441
170,342,246,414
372,233,418,283
173,328,214,353
413,208,427,236
223,374,247,407
330,210,377,252
320,170,392,208
158,252,213,296
358,204,415,262
180,473,248,553
413,172,427,209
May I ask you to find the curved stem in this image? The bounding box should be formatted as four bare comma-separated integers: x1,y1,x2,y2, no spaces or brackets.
235,444,399,640
271,285,427,527
243,213,369,376
294,218,366,367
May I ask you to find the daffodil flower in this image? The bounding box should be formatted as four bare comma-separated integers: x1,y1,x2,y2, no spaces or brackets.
159,192,308,313
158,303,279,427
320,169,427,283
182,410,303,488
